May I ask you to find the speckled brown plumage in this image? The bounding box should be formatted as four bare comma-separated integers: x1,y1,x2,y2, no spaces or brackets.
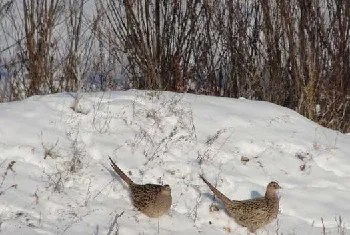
109,157,171,218
200,175,281,233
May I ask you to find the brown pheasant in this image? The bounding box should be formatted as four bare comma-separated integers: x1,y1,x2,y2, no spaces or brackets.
109,157,172,218
200,175,281,233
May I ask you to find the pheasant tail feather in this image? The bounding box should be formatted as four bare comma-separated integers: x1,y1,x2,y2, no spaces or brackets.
200,175,232,205
109,157,134,186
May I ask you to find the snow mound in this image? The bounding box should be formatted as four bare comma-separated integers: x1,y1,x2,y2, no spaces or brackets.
0,90,349,234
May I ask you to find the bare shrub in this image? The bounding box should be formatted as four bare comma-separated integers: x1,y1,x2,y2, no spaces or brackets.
91,93,113,134
1,0,349,133
41,132,60,159
106,211,124,235
0,160,17,196
0,0,106,100
40,123,86,194
43,167,65,193
65,126,85,173
22,0,62,96
103,0,203,91
101,0,350,133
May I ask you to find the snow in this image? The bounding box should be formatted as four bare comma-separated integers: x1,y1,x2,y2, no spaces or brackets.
0,90,349,235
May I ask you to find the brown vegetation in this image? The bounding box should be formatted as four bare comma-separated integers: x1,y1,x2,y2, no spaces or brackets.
0,0,349,132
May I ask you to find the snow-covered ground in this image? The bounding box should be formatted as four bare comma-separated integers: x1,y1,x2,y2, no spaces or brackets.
0,90,349,235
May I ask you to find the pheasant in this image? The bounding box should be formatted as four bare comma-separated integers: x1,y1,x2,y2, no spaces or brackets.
200,175,281,233
109,157,172,218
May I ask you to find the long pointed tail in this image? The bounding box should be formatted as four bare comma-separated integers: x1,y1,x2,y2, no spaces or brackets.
200,175,232,205
109,157,134,186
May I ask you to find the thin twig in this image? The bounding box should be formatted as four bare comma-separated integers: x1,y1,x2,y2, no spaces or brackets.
107,211,125,235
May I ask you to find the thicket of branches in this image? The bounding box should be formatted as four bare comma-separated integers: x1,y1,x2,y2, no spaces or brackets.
0,0,349,132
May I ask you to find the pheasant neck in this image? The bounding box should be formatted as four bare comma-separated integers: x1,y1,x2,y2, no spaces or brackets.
265,191,280,200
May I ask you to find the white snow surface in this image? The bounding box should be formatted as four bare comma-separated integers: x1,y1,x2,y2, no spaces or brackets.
0,90,349,235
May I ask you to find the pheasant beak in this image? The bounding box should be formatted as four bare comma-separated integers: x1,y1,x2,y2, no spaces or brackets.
276,186,282,198
161,185,171,195
161,189,171,195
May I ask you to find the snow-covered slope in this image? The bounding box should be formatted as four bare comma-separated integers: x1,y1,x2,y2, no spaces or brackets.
0,90,349,234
